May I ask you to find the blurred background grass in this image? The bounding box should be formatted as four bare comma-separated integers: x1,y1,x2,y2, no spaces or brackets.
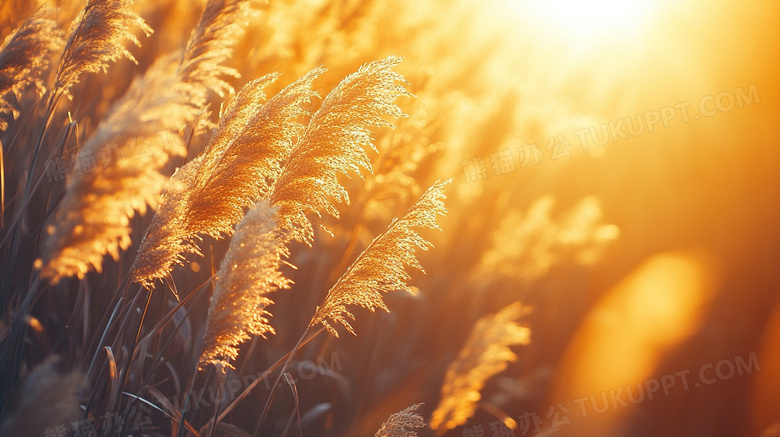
1,0,778,436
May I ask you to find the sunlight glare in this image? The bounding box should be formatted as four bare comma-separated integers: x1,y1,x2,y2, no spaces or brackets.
508,0,658,45
548,250,717,435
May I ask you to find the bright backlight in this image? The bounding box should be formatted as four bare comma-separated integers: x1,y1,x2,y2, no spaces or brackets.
512,0,657,45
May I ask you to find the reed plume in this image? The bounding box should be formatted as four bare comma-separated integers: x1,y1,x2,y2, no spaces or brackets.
310,180,448,337
52,0,152,101
196,73,279,175
360,95,439,225
375,404,427,437
430,302,531,432
38,54,191,282
187,69,322,238
40,0,274,283
0,14,63,131
478,196,620,283
270,56,411,246
135,58,408,289
178,0,260,108
129,157,201,289
199,200,291,368
131,69,321,288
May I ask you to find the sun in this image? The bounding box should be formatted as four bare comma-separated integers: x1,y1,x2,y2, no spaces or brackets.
506,0,659,46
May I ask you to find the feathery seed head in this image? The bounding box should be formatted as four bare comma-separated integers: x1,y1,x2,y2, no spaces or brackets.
375,404,427,437
186,69,322,238
430,302,531,431
310,180,448,337
53,0,152,100
0,14,63,130
39,53,194,283
130,158,201,289
131,67,322,289
178,0,261,107
199,199,292,369
271,56,412,246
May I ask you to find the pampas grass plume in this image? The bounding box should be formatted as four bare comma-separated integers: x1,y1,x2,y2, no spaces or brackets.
430,302,531,432
375,404,427,437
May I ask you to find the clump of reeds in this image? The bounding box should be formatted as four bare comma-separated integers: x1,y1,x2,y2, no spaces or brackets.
39,0,266,283
130,68,321,289
197,57,413,368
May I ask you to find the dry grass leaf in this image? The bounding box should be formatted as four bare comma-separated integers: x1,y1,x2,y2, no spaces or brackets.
0,14,64,131
53,0,152,100
310,180,448,337
375,403,427,437
430,302,531,432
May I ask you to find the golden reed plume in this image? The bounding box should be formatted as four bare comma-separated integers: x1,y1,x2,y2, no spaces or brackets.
38,54,191,281
52,0,152,101
271,56,411,246
0,13,63,131
186,69,322,238
198,58,410,367
430,302,531,432
40,0,265,283
310,180,448,337
199,200,291,368
178,0,261,107
375,404,427,437
131,69,320,289
129,157,200,287
135,57,407,291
